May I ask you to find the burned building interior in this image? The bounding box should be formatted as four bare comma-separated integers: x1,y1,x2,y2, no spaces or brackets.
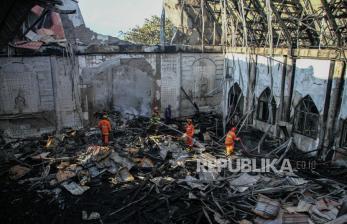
1,0,347,223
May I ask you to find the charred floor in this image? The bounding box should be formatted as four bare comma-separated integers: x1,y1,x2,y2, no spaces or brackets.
1,0,347,224
1,112,347,224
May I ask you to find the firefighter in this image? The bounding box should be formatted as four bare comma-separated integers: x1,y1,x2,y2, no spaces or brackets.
184,119,195,150
98,114,111,145
225,127,240,156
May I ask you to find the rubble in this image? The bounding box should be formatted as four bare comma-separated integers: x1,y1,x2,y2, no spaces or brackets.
0,112,346,223
9,165,31,180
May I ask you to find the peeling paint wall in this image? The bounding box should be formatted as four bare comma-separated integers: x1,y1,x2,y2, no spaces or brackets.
292,59,330,152
225,53,249,97
254,56,284,104
223,53,343,154
292,59,330,113
252,56,284,135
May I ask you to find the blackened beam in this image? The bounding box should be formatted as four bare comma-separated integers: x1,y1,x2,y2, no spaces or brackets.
269,1,293,47
320,0,343,47
180,87,200,113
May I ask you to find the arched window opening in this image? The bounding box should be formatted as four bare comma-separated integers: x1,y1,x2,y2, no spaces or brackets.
294,95,319,138
228,83,243,115
228,83,243,126
257,88,276,124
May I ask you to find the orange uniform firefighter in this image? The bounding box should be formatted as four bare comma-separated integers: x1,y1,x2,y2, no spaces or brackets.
98,115,111,145
225,127,240,156
185,119,195,149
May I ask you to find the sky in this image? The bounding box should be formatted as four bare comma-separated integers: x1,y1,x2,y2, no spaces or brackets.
79,0,164,37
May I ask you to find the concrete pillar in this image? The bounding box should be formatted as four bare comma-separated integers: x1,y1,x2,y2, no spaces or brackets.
153,54,162,112
246,54,257,123
320,60,346,160
279,56,287,121
318,60,335,154
283,56,296,122
80,84,89,126
275,56,288,137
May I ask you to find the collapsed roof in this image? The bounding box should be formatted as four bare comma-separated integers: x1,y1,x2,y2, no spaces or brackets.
0,0,68,47
0,0,128,52
165,0,347,49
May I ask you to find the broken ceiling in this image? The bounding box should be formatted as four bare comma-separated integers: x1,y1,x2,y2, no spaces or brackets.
165,0,347,48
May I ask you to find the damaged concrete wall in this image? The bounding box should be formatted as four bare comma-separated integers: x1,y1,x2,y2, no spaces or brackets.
292,60,330,113
59,0,127,45
0,51,227,138
50,56,82,130
223,53,249,129
0,56,82,138
79,53,223,118
253,56,284,135
161,54,181,118
180,53,224,115
291,59,330,152
225,54,249,98
79,55,157,118
223,53,340,154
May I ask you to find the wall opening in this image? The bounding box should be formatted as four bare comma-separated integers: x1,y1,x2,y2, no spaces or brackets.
228,83,243,116
293,95,319,138
257,87,276,124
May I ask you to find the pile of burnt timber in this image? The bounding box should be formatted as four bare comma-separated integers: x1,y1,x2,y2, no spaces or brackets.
0,112,346,224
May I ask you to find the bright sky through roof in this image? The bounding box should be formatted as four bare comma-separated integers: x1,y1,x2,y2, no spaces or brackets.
79,0,164,37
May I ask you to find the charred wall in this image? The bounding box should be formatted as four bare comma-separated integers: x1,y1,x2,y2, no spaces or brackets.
0,52,223,138
224,53,347,159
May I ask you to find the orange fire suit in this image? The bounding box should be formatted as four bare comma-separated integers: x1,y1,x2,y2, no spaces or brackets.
185,124,195,148
98,119,111,145
225,130,240,155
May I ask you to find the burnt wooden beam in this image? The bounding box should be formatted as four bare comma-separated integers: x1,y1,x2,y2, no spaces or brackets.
320,0,343,47
269,1,293,47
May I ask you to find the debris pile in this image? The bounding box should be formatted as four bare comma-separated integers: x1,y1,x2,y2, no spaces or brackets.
0,112,346,224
